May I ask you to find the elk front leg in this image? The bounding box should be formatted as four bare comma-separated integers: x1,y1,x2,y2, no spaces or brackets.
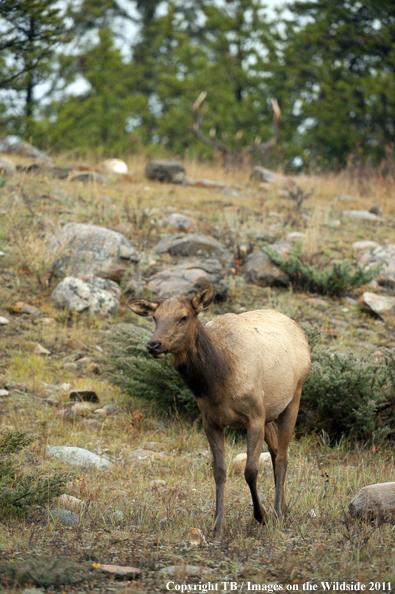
203,420,226,536
245,418,266,524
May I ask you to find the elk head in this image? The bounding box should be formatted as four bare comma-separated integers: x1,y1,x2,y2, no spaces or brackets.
128,284,215,358
192,92,281,170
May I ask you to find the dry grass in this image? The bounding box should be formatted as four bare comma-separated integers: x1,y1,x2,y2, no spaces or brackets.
0,157,394,592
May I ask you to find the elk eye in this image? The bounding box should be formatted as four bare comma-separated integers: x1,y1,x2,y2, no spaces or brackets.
179,316,188,324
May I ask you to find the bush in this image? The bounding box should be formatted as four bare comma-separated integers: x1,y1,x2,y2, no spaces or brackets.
0,430,68,516
265,246,380,296
300,324,395,442
106,325,198,415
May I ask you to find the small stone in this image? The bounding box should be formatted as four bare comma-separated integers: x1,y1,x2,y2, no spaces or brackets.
101,158,128,174
66,337,87,351
44,508,80,526
243,251,289,287
0,316,9,324
94,408,109,416
70,170,103,183
57,494,85,511
13,301,42,317
80,418,98,427
343,210,382,222
231,452,271,473
0,389,9,397
63,362,78,371
33,343,51,355
41,317,55,325
69,390,99,402
146,441,157,450
349,482,395,519
352,240,379,253
102,403,119,412
286,232,306,243
150,479,167,487
161,213,198,233
47,445,114,470
97,564,141,580
111,510,125,522
71,402,97,415
369,204,382,217
145,160,186,184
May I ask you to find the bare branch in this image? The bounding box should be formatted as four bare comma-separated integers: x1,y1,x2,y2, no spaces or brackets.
192,92,229,153
244,98,281,153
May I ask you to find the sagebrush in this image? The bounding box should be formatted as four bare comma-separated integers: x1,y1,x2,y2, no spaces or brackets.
265,246,380,296
0,430,68,516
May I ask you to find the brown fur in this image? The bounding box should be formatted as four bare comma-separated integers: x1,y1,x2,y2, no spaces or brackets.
129,283,311,535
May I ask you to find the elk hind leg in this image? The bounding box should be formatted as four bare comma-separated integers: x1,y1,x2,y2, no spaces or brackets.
274,387,302,519
245,418,266,523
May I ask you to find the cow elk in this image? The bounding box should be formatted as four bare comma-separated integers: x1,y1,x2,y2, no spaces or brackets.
192,92,281,170
129,283,311,535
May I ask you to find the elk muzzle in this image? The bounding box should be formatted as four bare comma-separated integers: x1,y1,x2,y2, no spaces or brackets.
146,339,168,358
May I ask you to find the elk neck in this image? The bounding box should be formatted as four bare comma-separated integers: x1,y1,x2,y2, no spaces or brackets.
171,319,231,399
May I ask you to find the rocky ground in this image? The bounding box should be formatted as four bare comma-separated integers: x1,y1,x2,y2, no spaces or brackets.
0,152,394,593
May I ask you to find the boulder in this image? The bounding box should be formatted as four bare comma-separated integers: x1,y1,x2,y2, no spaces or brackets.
161,212,198,233
250,167,295,189
148,258,228,300
100,158,128,174
1,138,52,162
342,210,382,222
50,166,73,179
242,242,292,287
51,275,120,316
0,156,16,176
44,509,80,527
145,160,186,184
155,233,233,270
357,245,395,287
349,482,395,519
48,223,141,294
185,177,228,189
47,445,114,470
358,292,395,325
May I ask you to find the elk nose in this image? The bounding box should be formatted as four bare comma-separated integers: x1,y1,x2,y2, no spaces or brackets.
147,340,161,354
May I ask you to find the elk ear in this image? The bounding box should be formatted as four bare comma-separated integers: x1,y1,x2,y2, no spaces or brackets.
128,299,159,317
191,283,215,313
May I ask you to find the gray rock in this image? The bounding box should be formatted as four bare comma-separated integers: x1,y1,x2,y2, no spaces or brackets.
243,252,289,287
358,292,395,324
148,258,228,300
349,482,395,518
1,138,52,161
145,160,186,184
0,389,9,397
155,233,233,270
150,479,167,487
22,589,45,594
357,245,395,287
47,445,114,470
45,508,80,526
70,171,103,183
352,240,379,253
110,510,125,522
102,403,119,412
161,212,198,233
52,275,120,316
286,232,306,243
343,210,382,222
0,156,16,176
250,167,295,189
50,166,73,179
48,222,141,294
0,316,9,324
370,204,382,216
335,194,358,202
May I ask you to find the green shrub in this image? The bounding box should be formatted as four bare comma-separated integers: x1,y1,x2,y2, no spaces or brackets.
265,246,380,296
106,325,198,415
300,324,395,442
0,430,68,516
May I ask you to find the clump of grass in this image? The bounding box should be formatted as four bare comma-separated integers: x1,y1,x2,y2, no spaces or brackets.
265,246,380,296
106,325,198,415
0,430,68,516
301,324,395,442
